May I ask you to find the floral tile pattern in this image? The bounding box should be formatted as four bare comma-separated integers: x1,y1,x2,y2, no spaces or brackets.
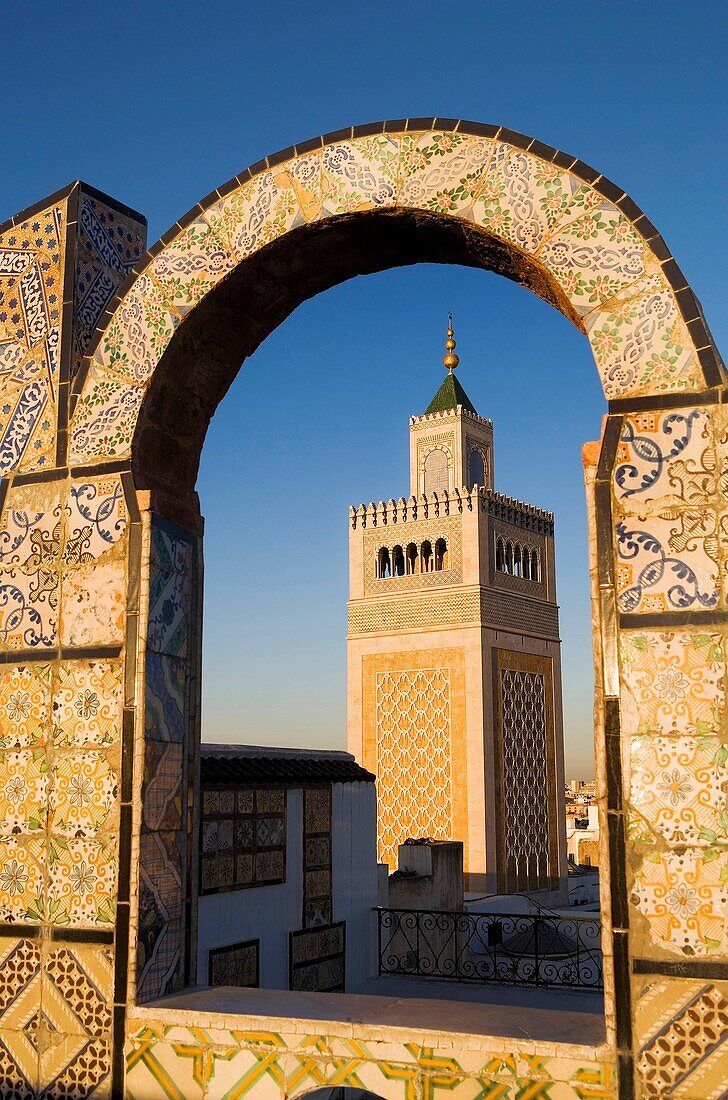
0,664,51,748
0,750,48,834
49,751,118,838
68,361,144,463
0,836,45,922
48,836,117,927
620,632,725,737
631,847,728,956
52,660,123,747
68,129,710,466
64,477,127,563
629,735,727,847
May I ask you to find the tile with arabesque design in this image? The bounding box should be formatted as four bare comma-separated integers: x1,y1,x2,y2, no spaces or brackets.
615,511,720,615
95,272,181,387
539,193,644,319
64,475,128,563
321,136,399,217
0,835,45,922
613,407,717,509
399,131,495,219
48,836,117,927
584,271,703,398
145,653,185,742
146,216,236,318
52,660,123,748
215,169,304,262
67,362,144,465
629,734,727,847
49,750,119,838
631,846,728,957
0,664,52,748
620,631,725,737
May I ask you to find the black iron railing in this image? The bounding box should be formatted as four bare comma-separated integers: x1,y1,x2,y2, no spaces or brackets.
378,908,603,991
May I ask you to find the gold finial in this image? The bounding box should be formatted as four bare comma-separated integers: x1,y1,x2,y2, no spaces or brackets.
443,311,459,373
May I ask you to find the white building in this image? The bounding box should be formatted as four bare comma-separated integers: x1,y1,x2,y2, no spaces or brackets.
197,745,378,993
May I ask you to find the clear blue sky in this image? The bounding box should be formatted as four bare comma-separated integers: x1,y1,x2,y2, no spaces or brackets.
2,1,725,777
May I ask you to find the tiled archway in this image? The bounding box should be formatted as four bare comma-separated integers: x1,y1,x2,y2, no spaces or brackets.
0,122,725,1098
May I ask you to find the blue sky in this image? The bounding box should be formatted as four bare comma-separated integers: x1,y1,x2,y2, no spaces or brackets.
2,1,725,776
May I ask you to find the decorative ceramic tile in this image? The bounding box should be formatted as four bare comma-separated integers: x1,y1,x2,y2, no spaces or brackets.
147,217,236,317
60,559,126,648
139,828,183,922
631,847,728,956
323,136,400,214
137,916,183,1004
540,202,644,319
620,631,724,736
0,836,45,922
43,943,113,1036
399,132,495,219
49,751,118,837
67,360,144,464
208,938,259,988
0,201,65,474
584,273,703,398
471,145,574,254
72,189,146,382
208,171,303,262
0,750,48,834
96,272,181,387
145,653,186,742
38,1034,111,1099
126,1027,205,1099
0,938,41,1090
147,561,191,657
48,836,117,926
64,476,127,563
615,513,719,614
635,977,728,1099
52,660,123,747
0,937,41,1028
614,408,716,507
629,735,727,846
0,664,51,748
142,741,183,832
0,490,62,651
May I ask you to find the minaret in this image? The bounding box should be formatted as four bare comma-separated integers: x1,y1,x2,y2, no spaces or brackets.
347,319,567,902
408,316,494,497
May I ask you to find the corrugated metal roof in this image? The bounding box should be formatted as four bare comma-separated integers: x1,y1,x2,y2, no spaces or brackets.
200,744,375,786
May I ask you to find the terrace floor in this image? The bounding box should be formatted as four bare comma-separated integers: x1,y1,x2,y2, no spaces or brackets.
156,978,605,1048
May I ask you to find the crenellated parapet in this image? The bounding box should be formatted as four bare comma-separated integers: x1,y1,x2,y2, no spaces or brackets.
349,486,552,532
409,406,494,430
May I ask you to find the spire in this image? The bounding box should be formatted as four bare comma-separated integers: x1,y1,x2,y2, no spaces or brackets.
424,313,478,415
443,312,459,373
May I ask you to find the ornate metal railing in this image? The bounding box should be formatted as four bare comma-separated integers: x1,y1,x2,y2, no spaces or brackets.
378,908,603,991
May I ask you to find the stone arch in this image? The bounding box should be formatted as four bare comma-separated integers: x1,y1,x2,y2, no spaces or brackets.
0,120,725,1100
67,120,723,516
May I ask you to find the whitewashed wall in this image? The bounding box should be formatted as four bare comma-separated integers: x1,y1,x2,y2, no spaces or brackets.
332,781,379,990
197,790,304,989
197,781,378,991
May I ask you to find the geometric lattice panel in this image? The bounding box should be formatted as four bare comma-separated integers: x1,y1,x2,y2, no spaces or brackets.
376,667,452,867
495,650,556,893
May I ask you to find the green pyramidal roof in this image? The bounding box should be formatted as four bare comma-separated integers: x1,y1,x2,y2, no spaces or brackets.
425,372,478,415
